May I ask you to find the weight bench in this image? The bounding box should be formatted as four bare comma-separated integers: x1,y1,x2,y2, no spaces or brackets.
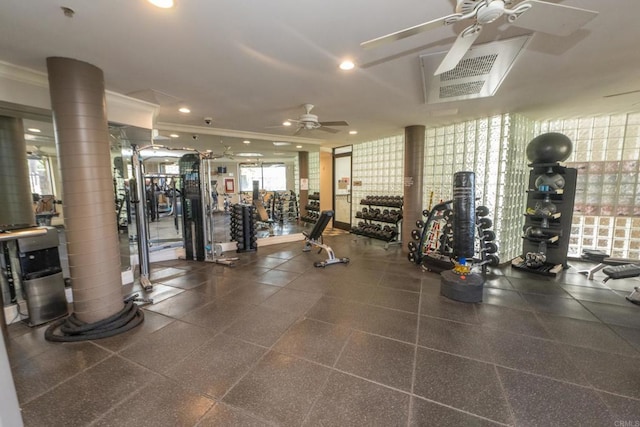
302,210,350,268
579,249,640,305
578,249,640,280
253,200,275,236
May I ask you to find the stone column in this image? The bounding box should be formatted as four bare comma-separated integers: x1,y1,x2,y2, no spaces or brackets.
0,116,34,230
47,57,123,323
402,125,425,252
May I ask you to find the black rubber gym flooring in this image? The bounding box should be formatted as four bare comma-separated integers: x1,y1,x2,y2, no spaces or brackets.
7,231,640,426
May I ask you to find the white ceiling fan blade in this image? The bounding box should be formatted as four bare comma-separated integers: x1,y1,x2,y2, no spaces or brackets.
319,121,349,127
434,25,482,75
509,0,598,37
361,13,461,49
318,127,340,134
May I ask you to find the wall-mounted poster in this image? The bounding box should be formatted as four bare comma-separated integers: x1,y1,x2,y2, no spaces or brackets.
224,178,235,193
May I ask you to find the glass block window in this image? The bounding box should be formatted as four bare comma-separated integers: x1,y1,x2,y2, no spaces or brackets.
308,152,320,194
537,113,640,258
423,114,530,261
351,135,404,222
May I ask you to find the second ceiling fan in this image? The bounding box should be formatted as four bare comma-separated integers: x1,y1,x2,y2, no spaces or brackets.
361,0,598,75
287,104,349,135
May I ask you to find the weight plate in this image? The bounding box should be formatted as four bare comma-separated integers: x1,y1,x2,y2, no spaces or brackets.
415,219,425,229
482,230,496,241
487,254,500,267
411,229,421,241
476,205,489,217
478,217,493,229
484,242,498,254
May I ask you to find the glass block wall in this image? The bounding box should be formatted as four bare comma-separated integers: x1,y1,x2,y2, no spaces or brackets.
501,114,536,260
351,135,404,222
308,152,320,194
537,113,640,258
423,114,530,261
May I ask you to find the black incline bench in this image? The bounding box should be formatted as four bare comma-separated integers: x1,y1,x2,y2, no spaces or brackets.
302,210,350,268
579,249,640,305
253,200,275,236
579,249,640,282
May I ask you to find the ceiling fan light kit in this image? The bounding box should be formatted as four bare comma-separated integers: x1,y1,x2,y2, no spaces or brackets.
362,0,598,76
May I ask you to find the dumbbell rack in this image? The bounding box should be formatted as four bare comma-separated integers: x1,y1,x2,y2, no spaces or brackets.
512,162,576,276
230,203,258,253
301,192,320,224
286,190,299,221
351,195,403,249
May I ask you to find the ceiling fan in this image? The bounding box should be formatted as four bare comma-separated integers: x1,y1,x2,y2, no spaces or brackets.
27,145,49,159
361,0,598,75
286,104,349,135
206,140,234,160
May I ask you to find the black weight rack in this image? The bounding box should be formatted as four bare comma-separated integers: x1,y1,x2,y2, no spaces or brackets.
351,195,403,249
301,192,320,224
230,203,258,253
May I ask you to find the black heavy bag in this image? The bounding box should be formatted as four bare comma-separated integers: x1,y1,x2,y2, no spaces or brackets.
453,172,475,259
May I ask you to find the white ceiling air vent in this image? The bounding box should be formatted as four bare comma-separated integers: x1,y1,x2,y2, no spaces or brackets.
420,35,531,104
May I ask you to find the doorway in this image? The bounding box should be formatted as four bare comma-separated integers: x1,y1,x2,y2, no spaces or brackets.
333,146,352,230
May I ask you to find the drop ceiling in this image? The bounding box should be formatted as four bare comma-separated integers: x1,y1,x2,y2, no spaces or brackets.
1,0,640,159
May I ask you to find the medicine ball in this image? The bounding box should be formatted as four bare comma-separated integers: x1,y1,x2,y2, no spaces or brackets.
535,173,565,190
526,132,572,164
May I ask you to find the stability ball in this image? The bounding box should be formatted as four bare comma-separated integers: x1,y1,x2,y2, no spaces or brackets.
526,132,572,164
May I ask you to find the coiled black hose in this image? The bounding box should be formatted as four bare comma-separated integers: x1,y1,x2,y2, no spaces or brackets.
45,301,144,342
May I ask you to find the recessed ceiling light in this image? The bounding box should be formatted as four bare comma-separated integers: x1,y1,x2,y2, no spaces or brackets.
206,149,213,153
148,0,175,8
282,121,292,127
339,60,355,71
178,107,190,113
243,140,251,144
235,153,263,157
296,145,302,148
27,128,41,133
273,141,291,146
169,134,179,138
349,130,358,135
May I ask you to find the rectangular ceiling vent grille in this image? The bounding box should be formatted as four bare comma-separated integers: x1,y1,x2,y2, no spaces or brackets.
420,35,530,104
440,81,486,98
440,54,498,81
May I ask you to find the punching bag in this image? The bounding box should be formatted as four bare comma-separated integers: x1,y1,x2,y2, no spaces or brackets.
453,172,475,259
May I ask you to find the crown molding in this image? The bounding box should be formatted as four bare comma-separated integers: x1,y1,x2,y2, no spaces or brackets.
156,122,327,145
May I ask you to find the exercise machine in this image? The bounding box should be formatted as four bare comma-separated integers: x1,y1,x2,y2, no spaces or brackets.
302,210,349,268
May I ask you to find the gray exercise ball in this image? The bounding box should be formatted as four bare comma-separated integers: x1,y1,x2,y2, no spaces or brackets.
526,132,573,164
